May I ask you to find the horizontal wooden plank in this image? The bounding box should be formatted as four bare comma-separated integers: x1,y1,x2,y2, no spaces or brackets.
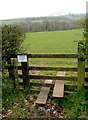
35,87,50,104
44,80,53,84
19,81,78,88
5,66,88,72
29,75,77,81
28,53,78,58
53,72,65,98
18,74,88,82
35,79,53,104
30,82,54,87
9,53,78,58
29,66,77,71
5,66,77,71
20,81,88,86
19,81,88,88
53,80,64,98
30,89,77,94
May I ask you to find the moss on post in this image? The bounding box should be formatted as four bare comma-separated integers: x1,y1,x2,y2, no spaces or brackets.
77,60,85,91
77,42,85,91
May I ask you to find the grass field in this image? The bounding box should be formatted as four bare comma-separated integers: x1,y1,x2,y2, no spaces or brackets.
3,29,87,119
23,29,83,53
22,29,83,68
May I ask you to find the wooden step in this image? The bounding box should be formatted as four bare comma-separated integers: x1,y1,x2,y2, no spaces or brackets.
53,72,65,98
35,80,53,104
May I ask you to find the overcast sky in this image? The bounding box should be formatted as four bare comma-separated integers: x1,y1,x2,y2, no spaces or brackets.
0,0,87,20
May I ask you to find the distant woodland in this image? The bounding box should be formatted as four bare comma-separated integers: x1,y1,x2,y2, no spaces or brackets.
1,14,85,33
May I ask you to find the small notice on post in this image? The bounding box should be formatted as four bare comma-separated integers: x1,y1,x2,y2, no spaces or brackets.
17,55,27,62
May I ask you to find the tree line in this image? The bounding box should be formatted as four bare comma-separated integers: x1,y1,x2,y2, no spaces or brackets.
14,19,84,33
2,14,85,33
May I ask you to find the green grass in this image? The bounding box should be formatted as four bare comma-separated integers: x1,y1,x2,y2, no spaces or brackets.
22,29,83,67
53,88,88,119
23,29,83,53
3,29,88,119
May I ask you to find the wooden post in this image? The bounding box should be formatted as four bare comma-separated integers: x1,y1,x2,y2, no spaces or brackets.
20,54,30,90
77,60,85,91
7,58,12,78
11,60,19,89
77,41,85,91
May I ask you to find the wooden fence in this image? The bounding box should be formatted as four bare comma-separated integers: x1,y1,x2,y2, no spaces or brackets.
6,53,88,94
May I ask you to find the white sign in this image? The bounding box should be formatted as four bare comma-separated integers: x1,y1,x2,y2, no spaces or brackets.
17,55,27,62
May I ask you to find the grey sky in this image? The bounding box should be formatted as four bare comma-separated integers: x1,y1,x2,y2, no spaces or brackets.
0,0,87,20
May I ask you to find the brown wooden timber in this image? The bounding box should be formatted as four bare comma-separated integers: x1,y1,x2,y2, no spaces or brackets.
77,41,85,91
5,66,88,72
30,89,76,94
12,60,19,89
53,81,65,97
21,60,30,89
77,60,85,91
5,66,77,71
10,53,78,58
19,81,78,88
20,81,88,88
29,75,77,81
29,66,77,71
18,75,88,82
53,72,65,98
35,80,53,104
28,53,77,58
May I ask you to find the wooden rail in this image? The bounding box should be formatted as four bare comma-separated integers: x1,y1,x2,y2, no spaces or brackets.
28,53,78,58
11,53,78,58
29,75,77,81
6,52,88,92
5,66,88,72
18,74,77,81
29,66,77,71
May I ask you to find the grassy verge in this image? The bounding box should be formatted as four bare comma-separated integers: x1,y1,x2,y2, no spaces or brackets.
2,76,88,119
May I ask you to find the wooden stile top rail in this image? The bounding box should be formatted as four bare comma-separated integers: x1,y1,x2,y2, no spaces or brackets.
6,66,88,72
29,75,77,81
11,53,78,58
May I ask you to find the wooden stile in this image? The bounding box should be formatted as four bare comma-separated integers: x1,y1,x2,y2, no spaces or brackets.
53,72,65,98
35,80,53,104
5,51,88,93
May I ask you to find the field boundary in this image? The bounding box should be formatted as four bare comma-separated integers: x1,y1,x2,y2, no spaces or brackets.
5,52,88,94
